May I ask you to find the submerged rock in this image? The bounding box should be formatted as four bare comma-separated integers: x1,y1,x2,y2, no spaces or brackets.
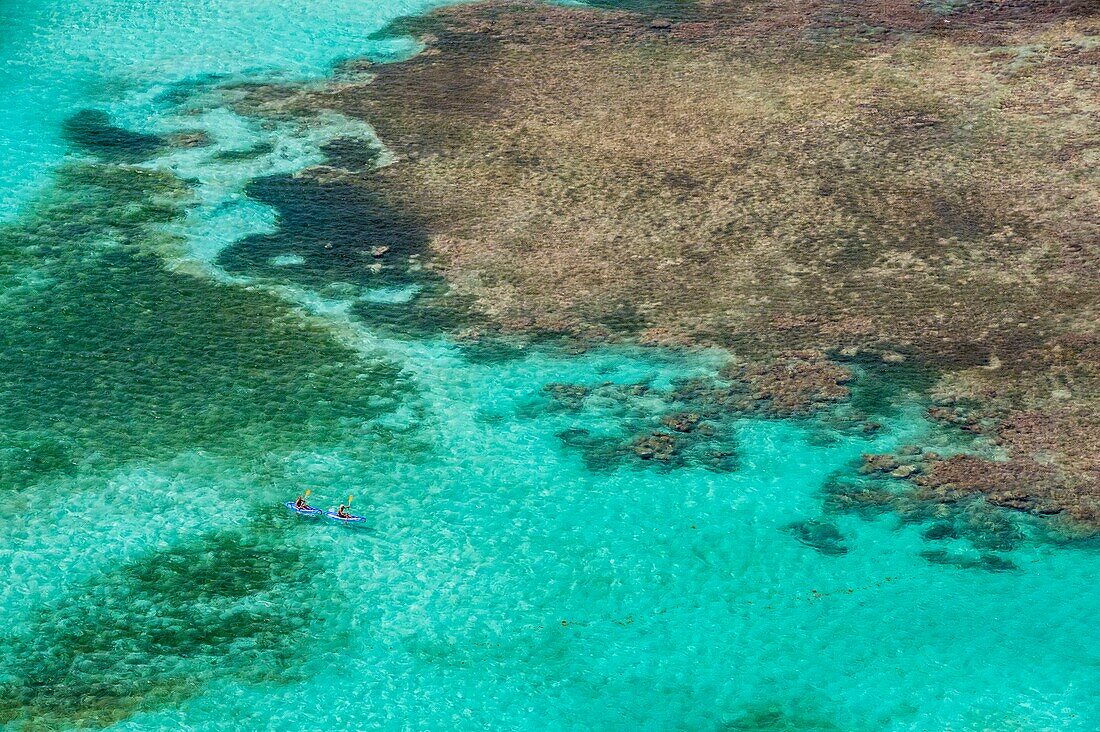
721,701,843,731
555,428,628,471
785,519,848,556
660,411,702,433
890,464,919,479
557,427,594,447
921,522,959,541
958,503,1027,551
167,130,212,148
544,383,591,411
544,373,746,472
698,447,740,473
822,479,898,516
631,431,681,462
669,377,745,411
920,549,1019,573
978,554,1021,573
859,453,900,474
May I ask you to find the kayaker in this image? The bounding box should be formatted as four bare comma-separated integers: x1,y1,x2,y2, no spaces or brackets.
294,495,311,510
336,504,350,519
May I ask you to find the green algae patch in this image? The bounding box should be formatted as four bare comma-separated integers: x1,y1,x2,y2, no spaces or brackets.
0,163,188,268
0,432,81,489
0,249,409,480
0,163,412,490
0,528,333,728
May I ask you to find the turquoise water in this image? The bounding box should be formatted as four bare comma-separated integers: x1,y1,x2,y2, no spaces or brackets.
0,0,447,217
1,1,1098,730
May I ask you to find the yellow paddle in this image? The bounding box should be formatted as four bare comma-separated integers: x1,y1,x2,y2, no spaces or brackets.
337,494,354,519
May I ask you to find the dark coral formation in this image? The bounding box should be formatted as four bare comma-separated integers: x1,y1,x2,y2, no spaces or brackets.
537,334,951,476
631,430,683,462
723,351,853,417
546,378,742,472
542,355,905,472
912,453,1099,526
822,445,1059,562
217,172,428,291
62,109,166,162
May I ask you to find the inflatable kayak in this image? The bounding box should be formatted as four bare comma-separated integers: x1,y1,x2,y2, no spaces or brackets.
285,501,321,516
325,511,367,524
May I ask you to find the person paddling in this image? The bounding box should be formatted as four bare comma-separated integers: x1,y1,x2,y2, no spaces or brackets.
294,489,313,510
324,495,363,524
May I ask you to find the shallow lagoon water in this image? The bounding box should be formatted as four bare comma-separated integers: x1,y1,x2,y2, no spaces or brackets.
0,0,451,216
1,1,1098,730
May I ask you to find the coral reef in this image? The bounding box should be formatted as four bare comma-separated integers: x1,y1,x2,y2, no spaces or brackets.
232,0,1098,528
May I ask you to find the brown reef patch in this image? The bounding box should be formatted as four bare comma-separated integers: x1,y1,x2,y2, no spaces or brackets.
723,350,853,416
310,1,1099,362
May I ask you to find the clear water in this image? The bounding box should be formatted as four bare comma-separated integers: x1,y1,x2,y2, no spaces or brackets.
1,1,1097,730
0,0,444,217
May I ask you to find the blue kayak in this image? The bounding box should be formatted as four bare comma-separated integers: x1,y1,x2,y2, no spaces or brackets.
325,511,366,524
285,501,321,516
